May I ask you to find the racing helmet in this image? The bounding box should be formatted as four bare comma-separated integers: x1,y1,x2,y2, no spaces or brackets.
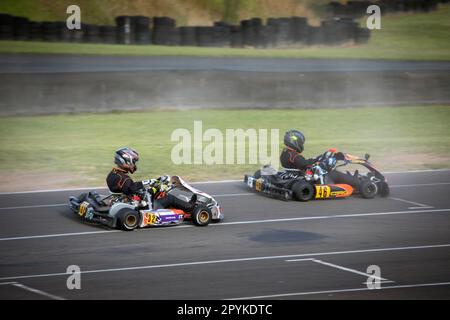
284,130,305,153
114,147,139,173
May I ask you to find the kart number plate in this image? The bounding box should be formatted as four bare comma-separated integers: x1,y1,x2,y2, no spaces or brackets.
255,179,263,192
78,201,89,217
247,177,254,188
144,213,158,225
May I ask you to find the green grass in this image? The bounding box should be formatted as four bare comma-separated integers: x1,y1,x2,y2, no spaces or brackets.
1,106,449,188
1,4,449,60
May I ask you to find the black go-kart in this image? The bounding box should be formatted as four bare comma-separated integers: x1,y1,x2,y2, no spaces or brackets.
244,149,390,202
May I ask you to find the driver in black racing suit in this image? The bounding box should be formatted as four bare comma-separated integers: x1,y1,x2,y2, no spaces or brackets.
106,147,193,211
280,130,359,186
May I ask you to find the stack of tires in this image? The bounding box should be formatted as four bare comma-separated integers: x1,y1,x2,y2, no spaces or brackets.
291,17,308,45
100,25,117,44
58,21,73,43
0,13,14,40
134,16,151,45
179,26,197,46
152,17,179,45
83,24,101,43
355,27,371,44
212,21,231,47
259,24,276,48
324,18,358,45
41,22,60,42
28,22,42,41
267,18,292,47
229,25,243,48
240,18,262,47
116,16,135,44
13,16,30,40
306,26,325,46
195,26,214,47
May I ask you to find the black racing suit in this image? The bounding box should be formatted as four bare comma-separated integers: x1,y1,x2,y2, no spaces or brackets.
106,168,194,212
280,147,317,171
106,168,143,196
279,148,358,186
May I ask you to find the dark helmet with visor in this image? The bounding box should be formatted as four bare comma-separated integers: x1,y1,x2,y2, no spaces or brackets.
284,130,305,153
114,147,139,173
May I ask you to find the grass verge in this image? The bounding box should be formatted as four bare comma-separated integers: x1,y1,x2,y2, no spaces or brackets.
0,105,449,191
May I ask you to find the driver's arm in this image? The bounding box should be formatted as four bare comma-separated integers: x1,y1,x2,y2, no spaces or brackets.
292,154,317,170
122,179,144,195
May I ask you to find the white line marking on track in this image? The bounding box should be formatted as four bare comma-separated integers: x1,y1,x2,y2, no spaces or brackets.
226,281,450,300
213,193,255,197
286,258,390,282
0,243,448,281
1,208,449,242
389,197,433,209
390,182,450,188
312,259,388,282
214,208,450,226
0,168,449,194
0,230,119,241
11,283,65,300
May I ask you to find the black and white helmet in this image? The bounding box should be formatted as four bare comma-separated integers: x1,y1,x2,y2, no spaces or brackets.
114,147,139,173
284,130,306,153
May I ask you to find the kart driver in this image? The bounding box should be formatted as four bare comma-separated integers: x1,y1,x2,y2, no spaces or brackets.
280,130,358,185
106,147,193,211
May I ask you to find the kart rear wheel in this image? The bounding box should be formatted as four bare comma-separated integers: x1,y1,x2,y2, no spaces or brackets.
360,180,378,199
117,208,140,231
192,205,212,226
291,181,315,201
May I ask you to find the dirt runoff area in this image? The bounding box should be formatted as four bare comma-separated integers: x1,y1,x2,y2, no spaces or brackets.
0,171,97,193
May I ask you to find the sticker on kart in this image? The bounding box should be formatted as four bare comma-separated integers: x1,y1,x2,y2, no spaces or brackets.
78,201,90,217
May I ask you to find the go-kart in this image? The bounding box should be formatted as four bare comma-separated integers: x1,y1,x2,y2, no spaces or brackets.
244,149,389,201
69,175,223,230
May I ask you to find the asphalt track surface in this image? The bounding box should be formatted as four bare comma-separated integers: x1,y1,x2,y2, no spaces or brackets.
2,54,450,74
0,170,450,300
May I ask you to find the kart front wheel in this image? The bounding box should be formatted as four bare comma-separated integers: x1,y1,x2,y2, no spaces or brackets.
360,180,378,199
117,208,140,231
192,205,212,226
379,181,390,197
291,181,315,202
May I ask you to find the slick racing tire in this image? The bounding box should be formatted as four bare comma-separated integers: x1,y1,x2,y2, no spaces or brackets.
360,180,378,199
379,181,390,197
291,181,315,202
192,205,212,226
117,208,140,231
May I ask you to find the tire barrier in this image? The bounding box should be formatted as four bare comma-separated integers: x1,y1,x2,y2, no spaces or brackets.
1,1,446,47
179,26,197,46
0,12,369,47
116,15,135,44
152,16,179,46
13,16,30,41
134,16,151,45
